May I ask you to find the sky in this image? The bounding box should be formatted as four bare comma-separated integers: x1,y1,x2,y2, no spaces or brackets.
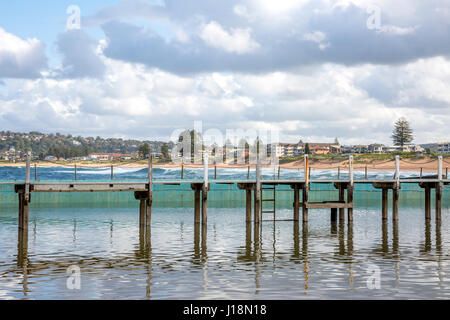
0,0,449,145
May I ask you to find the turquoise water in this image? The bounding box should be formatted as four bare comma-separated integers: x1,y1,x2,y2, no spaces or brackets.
0,167,449,299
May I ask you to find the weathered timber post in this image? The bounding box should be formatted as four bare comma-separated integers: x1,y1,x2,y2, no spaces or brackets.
134,190,150,235
25,152,30,204
425,185,431,220
278,165,281,180
392,155,400,221
214,163,217,180
74,164,77,181
146,155,153,228
202,153,208,225
248,165,250,179
420,167,423,179
347,155,354,222
191,183,202,224
365,165,368,179
436,156,443,221
338,166,341,179
435,184,443,221
382,188,388,220
331,208,337,222
246,187,252,222
181,164,184,179
392,188,399,221
139,198,146,227
293,184,300,222
303,155,309,222
111,165,114,180
339,184,345,221
238,183,253,222
34,163,37,181
254,152,261,224
18,154,31,237
446,167,448,179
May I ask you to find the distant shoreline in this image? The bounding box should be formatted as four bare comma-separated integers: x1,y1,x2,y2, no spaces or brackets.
0,157,446,173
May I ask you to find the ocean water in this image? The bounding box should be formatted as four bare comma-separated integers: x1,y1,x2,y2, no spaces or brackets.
0,166,449,300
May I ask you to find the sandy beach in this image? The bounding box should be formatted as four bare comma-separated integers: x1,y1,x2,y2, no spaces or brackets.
1,157,447,173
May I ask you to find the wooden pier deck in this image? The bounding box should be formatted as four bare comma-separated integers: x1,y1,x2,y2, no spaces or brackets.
2,153,449,248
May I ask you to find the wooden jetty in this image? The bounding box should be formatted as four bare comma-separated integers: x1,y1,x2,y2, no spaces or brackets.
5,153,449,245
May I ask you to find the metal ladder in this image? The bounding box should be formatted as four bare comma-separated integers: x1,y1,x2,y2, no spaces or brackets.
260,184,276,221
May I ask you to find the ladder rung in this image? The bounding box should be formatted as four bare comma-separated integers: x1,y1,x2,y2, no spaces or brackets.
262,210,275,213
262,199,275,202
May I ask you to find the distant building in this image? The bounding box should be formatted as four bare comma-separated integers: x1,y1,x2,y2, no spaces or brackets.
368,144,384,154
421,142,450,154
89,153,133,161
342,144,424,154
267,142,340,157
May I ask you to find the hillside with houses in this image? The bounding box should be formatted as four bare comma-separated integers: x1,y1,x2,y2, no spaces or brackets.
1,131,449,163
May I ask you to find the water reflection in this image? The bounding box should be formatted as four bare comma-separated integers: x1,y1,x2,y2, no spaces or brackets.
135,223,152,299
254,222,261,295
293,221,300,259
7,206,450,300
302,223,309,294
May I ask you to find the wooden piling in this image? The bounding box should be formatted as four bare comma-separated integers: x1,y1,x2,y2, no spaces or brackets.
392,187,399,221
181,164,184,179
194,186,201,223
420,167,423,179
246,187,252,222
214,164,217,180
436,183,442,221
254,155,261,224
348,155,353,222
202,153,209,225
139,199,146,227
146,155,153,228
382,188,388,220
293,185,300,222
347,185,353,222
278,165,281,180
111,165,114,180
302,186,309,222
339,185,345,221
247,165,250,179
331,208,337,222
425,186,431,220
74,164,77,181
365,165,368,179
25,152,30,203
337,166,340,179
436,156,443,221
18,191,29,232
34,163,37,181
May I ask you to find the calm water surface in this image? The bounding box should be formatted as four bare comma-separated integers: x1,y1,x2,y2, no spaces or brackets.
0,166,449,299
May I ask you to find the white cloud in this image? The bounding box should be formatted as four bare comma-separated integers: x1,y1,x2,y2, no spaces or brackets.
2,52,449,144
0,27,47,78
302,31,330,50
378,25,420,35
199,21,260,54
256,0,310,15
